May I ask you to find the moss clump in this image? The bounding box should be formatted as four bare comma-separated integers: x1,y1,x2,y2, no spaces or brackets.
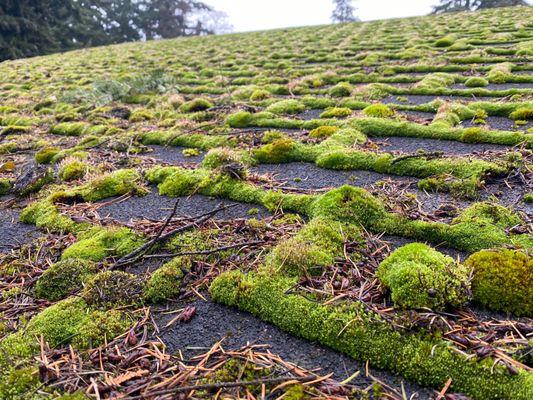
320,107,352,118
362,103,394,118
35,147,60,164
254,138,296,163
82,271,144,309
144,257,191,303
434,34,456,47
78,169,142,202
34,259,97,301
182,148,200,157
265,99,305,115
250,89,271,101
377,243,470,310
59,160,87,181
0,367,40,400
202,147,248,169
524,193,533,203
309,125,339,138
61,227,143,262
73,309,131,348
226,111,254,128
128,108,154,122
509,107,533,121
452,202,521,230
464,77,489,88
329,82,353,97
146,166,207,197
180,97,213,113
465,249,532,316
487,63,513,84
49,122,89,136
268,237,332,276
0,178,11,195
311,185,388,227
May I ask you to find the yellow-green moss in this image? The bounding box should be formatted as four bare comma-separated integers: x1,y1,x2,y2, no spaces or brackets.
377,243,471,310
466,249,532,316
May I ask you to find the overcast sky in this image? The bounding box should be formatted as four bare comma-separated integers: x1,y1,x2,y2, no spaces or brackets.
205,0,439,32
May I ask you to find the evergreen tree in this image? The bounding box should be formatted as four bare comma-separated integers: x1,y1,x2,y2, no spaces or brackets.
139,0,213,40
331,0,359,23
0,0,231,61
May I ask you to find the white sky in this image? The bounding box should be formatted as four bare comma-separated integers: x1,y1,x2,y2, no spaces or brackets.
205,0,437,32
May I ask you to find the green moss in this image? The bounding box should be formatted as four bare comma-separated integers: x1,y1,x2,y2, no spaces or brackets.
20,198,76,232
319,107,352,118
35,147,60,164
311,185,387,227
0,367,40,400
202,147,248,169
267,237,332,276
78,169,142,202
146,166,208,197
329,82,353,97
82,271,144,309
180,98,214,113
254,138,296,163
73,309,131,348
524,193,533,203
265,99,305,115
466,249,532,316
250,89,271,101
34,259,97,301
362,103,394,118
61,227,143,262
0,178,12,195
435,34,456,47
377,243,470,310
144,258,189,303
226,111,254,128
452,202,521,230
210,272,531,400
58,160,88,181
182,148,200,157
309,125,339,138
487,63,513,83
509,107,533,120
25,297,89,347
464,77,489,88
128,108,154,122
49,122,90,136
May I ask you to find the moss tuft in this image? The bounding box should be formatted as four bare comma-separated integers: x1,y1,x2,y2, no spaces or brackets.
35,147,60,164
465,249,532,316
320,107,352,118
82,271,144,309
309,125,339,138
329,82,353,97
254,138,296,163
464,77,489,88
180,98,213,113
49,122,89,136
34,259,97,301
144,257,190,303
362,103,394,118
61,227,143,262
311,185,387,227
509,107,533,121
265,99,305,115
59,160,88,181
377,243,470,310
